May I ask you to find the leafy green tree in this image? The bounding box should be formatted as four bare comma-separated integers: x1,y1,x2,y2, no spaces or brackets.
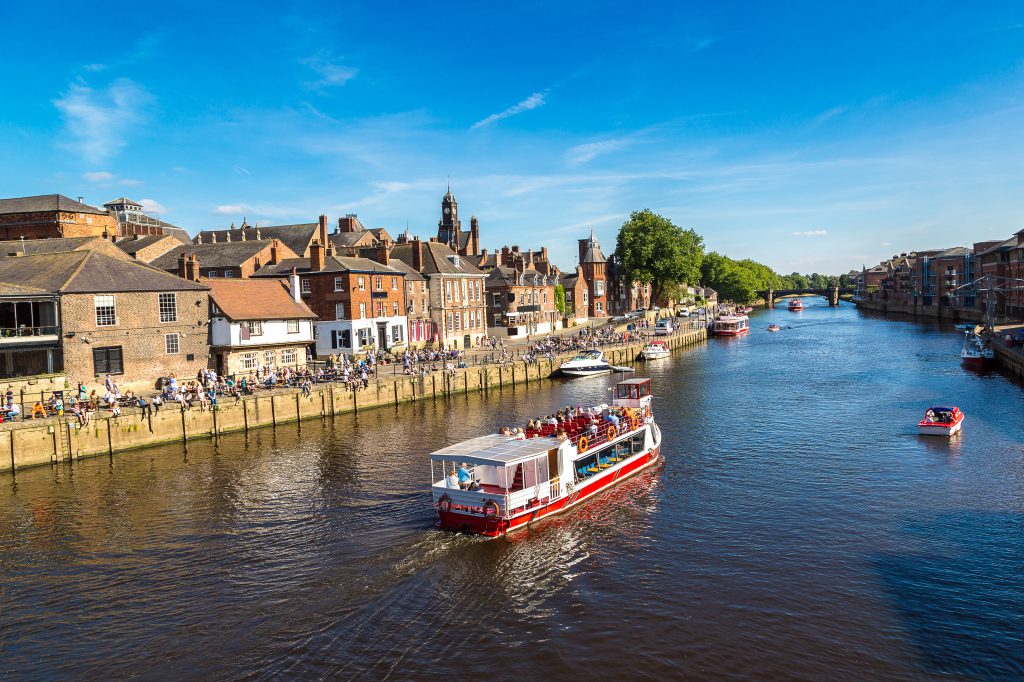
614,209,704,306
554,284,567,315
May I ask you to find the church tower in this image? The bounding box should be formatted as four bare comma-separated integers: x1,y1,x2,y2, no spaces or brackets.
437,185,461,250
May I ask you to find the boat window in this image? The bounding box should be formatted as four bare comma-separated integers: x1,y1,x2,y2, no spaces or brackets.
631,434,645,453
617,384,632,399
616,441,630,458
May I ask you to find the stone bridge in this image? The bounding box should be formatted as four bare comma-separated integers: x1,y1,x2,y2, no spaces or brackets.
757,287,855,307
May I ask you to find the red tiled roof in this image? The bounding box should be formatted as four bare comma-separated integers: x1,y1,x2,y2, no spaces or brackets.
204,278,317,321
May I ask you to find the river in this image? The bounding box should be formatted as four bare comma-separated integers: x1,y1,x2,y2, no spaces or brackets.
1,299,1022,680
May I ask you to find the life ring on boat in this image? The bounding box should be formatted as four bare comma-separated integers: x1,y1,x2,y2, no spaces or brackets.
630,415,639,430
483,499,500,517
607,426,617,440
577,436,589,453
438,494,452,513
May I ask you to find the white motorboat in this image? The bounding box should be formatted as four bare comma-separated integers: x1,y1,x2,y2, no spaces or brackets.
961,332,994,369
917,406,965,436
558,349,634,377
640,341,670,360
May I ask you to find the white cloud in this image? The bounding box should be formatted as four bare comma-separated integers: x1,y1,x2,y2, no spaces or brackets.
566,138,632,165
233,165,251,176
471,92,546,129
83,170,142,186
302,55,357,91
83,63,107,72
54,78,153,164
810,106,848,128
139,198,167,214
214,204,249,215
880,241,892,246
791,230,829,236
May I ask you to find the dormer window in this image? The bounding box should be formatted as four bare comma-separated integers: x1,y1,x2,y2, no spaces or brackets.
448,255,461,268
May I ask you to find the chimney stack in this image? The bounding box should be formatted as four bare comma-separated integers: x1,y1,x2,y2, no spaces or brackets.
375,243,391,266
318,214,328,246
269,238,281,265
310,240,325,271
288,267,301,303
412,237,423,271
185,254,200,282
501,246,511,266
177,251,188,280
325,240,336,258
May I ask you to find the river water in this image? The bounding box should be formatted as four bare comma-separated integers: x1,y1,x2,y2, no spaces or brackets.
1,299,1022,680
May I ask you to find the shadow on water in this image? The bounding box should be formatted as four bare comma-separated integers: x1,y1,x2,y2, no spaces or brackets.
872,511,1024,679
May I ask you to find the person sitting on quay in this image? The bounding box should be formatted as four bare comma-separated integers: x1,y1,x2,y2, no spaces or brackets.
4,400,20,421
30,401,46,419
110,402,122,418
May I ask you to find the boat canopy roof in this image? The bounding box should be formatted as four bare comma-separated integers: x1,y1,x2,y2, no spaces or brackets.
429,434,560,467
927,405,958,412
645,341,668,347
715,315,747,322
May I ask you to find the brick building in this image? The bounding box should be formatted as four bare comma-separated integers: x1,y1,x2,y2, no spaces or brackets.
254,228,408,356
606,253,652,315
195,219,321,258
484,261,560,337
578,229,608,317
0,195,118,241
385,257,433,347
0,250,209,389
559,266,589,324
114,234,184,263
391,234,487,349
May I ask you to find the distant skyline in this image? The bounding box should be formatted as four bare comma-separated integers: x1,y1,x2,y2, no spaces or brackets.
2,1,1023,274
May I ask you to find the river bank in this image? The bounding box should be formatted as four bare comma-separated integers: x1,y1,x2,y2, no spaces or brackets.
0,327,707,474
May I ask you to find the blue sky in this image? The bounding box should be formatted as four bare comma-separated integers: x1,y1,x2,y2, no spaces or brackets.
2,1,1023,274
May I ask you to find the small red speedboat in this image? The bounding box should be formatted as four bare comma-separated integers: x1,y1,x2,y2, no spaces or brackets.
917,406,964,436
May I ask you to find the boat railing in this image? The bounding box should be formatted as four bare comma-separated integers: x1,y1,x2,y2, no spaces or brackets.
434,485,505,514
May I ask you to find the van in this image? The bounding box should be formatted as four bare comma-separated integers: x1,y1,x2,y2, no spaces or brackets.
654,319,673,336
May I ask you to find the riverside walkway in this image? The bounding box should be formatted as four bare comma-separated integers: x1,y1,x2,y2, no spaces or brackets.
0,325,707,474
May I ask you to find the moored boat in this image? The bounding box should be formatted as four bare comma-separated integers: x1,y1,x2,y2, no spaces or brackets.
711,314,750,337
640,341,670,360
917,406,964,436
431,378,663,537
961,332,994,369
787,299,804,311
558,349,613,377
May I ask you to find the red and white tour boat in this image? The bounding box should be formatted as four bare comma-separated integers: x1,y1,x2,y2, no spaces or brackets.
430,378,663,537
787,298,804,311
711,314,750,337
917,406,965,436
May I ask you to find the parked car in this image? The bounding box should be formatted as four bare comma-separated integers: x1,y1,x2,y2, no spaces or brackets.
654,319,674,336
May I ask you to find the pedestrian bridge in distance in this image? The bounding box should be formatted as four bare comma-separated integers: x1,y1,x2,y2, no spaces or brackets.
757,287,855,307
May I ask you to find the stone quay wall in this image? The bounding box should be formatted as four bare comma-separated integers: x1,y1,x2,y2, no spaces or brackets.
0,328,707,474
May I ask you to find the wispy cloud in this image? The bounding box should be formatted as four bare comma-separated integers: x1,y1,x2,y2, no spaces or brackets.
566,138,633,166
682,37,718,53
54,78,153,164
810,105,848,128
791,229,829,236
233,165,251,176
302,54,357,91
83,170,142,186
881,241,892,246
214,204,249,215
471,91,546,129
139,198,167,214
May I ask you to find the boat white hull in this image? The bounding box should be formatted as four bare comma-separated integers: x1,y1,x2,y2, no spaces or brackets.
917,419,964,436
640,351,670,360
560,367,612,377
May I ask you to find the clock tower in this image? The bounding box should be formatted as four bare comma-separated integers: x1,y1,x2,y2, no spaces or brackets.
437,184,461,250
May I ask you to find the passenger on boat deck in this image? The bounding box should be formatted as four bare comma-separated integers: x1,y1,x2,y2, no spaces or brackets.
588,421,599,438
514,428,526,441
604,409,620,429
447,469,460,488
526,419,536,431
556,429,568,442
548,415,558,427
925,409,936,423
458,465,472,489
499,427,511,436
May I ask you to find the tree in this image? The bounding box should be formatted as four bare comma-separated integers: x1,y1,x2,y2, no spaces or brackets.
614,209,704,306
554,284,567,315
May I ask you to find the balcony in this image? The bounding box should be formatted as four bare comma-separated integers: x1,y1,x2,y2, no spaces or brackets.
0,325,60,343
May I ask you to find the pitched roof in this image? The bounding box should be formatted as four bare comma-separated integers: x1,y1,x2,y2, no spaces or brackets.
382,256,425,281
579,229,607,264
0,237,117,257
205,278,317,321
254,254,404,276
195,223,319,257
114,235,181,261
149,240,284,270
0,251,207,295
0,194,108,216
329,230,377,248
390,241,485,276
486,266,550,287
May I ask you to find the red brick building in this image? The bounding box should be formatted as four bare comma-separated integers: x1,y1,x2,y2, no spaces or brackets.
578,230,608,318
151,238,297,279
0,195,118,241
